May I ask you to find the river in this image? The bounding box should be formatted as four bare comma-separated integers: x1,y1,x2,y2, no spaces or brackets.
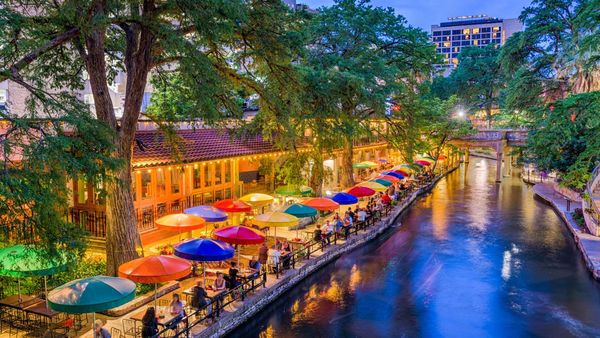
228,159,600,338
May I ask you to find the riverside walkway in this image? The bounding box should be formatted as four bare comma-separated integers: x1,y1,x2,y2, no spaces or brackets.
533,183,600,280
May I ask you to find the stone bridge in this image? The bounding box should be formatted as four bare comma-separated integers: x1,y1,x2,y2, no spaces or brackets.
449,129,529,182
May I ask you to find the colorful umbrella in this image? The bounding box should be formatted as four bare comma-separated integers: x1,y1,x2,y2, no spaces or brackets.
252,212,300,227
213,199,252,213
381,171,405,180
352,162,370,169
414,160,431,166
118,255,191,284
275,185,313,196
118,255,191,308
377,175,400,183
371,178,392,187
361,161,379,168
377,159,388,163
282,203,318,218
330,192,359,205
239,193,274,208
346,186,376,198
213,226,265,265
357,181,387,192
213,226,265,245
391,169,410,177
48,275,135,328
155,214,206,240
0,245,70,308
302,198,340,211
184,205,228,223
420,156,436,162
174,239,235,285
438,155,447,160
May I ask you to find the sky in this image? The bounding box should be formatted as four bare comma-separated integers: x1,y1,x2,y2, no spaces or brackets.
301,0,532,31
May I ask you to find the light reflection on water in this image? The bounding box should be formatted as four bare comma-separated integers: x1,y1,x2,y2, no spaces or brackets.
229,162,600,338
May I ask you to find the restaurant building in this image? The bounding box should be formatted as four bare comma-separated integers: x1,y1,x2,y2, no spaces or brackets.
68,120,391,251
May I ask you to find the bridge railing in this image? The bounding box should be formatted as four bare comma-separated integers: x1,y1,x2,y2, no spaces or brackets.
459,130,503,141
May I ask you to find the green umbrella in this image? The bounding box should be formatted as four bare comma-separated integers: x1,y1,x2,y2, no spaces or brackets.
275,185,313,196
352,162,370,169
282,203,318,218
371,178,392,187
48,275,136,329
0,245,70,307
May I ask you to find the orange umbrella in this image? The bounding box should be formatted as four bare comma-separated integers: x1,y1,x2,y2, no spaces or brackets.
302,198,340,211
214,199,252,213
118,255,191,307
438,155,447,160
377,175,400,183
155,213,206,231
156,213,206,241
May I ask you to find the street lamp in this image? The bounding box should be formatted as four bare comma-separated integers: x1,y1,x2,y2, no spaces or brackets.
457,110,465,118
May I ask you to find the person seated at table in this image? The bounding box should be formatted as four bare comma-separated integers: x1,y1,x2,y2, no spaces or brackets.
225,262,240,290
320,222,331,245
141,306,159,338
248,256,261,278
347,207,356,221
168,293,185,333
281,240,293,269
267,245,281,273
213,273,226,291
275,239,283,251
94,319,111,338
258,243,268,268
191,281,209,310
281,239,292,254
357,208,367,228
333,213,343,234
343,213,353,239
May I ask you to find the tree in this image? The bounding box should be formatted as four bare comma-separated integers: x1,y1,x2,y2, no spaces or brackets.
302,0,435,188
0,0,304,275
451,45,504,128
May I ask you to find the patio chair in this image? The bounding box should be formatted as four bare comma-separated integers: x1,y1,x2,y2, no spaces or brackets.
122,318,141,338
111,327,124,338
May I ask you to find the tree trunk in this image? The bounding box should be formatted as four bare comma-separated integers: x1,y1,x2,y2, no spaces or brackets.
309,151,324,196
341,137,354,188
486,105,492,129
105,142,141,276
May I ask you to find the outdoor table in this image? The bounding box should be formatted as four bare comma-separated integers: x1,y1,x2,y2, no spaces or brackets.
24,302,62,327
130,305,179,327
183,286,225,300
0,295,42,310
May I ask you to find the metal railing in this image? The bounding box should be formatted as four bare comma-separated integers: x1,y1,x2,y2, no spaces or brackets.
585,164,600,231
152,271,268,338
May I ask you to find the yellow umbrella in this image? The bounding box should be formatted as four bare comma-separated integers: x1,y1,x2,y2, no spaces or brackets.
361,161,379,168
252,212,299,239
239,193,275,208
357,181,387,192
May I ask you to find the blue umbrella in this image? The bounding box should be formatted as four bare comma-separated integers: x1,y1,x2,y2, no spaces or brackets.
283,203,318,218
184,205,228,223
174,238,235,262
381,171,405,180
330,192,359,205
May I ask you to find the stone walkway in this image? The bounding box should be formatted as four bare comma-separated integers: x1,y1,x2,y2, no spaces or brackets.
533,183,600,280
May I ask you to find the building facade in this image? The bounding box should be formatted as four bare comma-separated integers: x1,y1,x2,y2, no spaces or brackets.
431,15,522,73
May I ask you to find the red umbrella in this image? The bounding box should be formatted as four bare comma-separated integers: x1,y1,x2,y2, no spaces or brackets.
414,160,432,166
302,198,340,211
213,226,265,265
377,175,400,183
214,199,252,213
346,186,376,198
438,155,447,160
118,255,191,307
213,226,265,245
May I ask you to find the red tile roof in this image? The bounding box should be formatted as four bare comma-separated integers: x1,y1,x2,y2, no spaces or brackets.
132,129,276,168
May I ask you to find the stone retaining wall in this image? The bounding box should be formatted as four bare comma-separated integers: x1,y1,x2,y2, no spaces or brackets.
199,167,457,338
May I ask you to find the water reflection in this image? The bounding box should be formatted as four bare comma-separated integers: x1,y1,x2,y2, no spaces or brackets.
230,162,600,338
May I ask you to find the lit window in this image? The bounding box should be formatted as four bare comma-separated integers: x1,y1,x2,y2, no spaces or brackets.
215,163,222,185
472,28,480,34
224,161,231,183
170,169,180,194
0,89,7,103
204,164,212,187
193,166,201,189
141,171,152,199
463,28,470,34
493,26,500,32
473,40,478,46
443,42,451,47
157,169,166,197
452,58,459,65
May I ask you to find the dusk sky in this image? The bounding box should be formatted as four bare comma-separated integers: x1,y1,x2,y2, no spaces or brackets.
302,0,532,31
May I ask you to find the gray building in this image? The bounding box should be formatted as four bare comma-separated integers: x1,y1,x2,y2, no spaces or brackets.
431,15,522,73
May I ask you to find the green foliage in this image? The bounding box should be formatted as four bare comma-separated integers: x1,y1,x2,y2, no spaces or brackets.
525,92,600,189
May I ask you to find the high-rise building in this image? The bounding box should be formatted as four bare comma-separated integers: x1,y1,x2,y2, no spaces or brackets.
431,15,522,72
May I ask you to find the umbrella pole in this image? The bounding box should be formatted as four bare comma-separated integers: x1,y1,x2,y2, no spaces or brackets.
44,276,48,309
203,262,206,286
93,312,96,335
237,247,240,266
154,283,158,309
18,278,21,303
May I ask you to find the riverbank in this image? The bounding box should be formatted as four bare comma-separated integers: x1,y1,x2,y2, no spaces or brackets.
533,183,600,281
196,167,458,338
